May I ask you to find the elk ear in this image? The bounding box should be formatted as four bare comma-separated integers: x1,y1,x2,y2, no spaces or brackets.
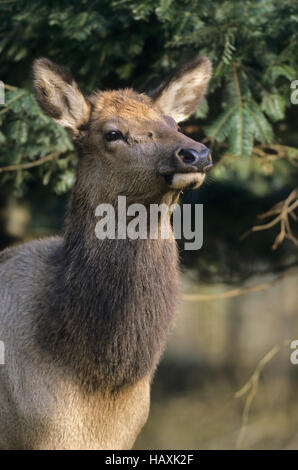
33,58,91,134
151,56,212,123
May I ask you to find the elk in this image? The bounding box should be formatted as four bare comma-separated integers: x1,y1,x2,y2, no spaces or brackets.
0,56,212,449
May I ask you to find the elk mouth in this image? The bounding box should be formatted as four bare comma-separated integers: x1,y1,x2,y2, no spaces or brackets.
162,171,206,190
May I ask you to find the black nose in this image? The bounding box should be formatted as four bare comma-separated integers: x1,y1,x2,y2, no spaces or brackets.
178,147,212,172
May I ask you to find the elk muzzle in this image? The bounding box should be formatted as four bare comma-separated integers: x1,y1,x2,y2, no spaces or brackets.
159,144,212,190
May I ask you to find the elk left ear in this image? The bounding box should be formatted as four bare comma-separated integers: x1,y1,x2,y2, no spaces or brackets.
151,56,212,123
33,58,91,134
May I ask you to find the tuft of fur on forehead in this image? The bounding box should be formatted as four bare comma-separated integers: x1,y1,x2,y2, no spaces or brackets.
90,89,161,121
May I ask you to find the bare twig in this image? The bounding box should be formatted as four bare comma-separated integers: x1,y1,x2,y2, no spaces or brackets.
252,144,298,167
3,84,17,91
182,275,286,302
234,339,291,449
241,189,298,249
0,152,60,173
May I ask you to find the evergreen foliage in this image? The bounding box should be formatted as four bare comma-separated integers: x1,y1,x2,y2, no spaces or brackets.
0,0,297,195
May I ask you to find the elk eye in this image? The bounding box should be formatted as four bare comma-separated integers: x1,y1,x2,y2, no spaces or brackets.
104,130,123,142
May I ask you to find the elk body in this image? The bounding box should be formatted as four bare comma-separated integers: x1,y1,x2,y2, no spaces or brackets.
0,56,212,449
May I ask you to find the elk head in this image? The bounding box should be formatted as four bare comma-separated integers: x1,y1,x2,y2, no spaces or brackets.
33,56,212,207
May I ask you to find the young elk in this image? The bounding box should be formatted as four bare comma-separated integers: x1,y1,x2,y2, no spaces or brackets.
0,56,212,449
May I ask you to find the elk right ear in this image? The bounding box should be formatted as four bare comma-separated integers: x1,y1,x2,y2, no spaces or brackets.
33,58,91,134
151,56,212,123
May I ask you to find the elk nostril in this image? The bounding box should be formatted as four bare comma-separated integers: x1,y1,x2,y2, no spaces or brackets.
176,146,212,172
179,148,200,165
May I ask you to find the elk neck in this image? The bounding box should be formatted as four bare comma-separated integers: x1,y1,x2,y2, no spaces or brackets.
36,157,179,394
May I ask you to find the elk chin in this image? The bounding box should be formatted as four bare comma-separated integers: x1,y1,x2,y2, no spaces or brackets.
167,172,205,190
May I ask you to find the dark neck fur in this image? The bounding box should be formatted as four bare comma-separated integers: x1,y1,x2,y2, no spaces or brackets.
36,179,179,394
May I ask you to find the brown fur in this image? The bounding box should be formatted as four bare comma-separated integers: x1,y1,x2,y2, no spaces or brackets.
0,56,212,449
91,89,159,121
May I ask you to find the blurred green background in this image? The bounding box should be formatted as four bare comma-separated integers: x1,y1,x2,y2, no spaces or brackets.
0,0,298,449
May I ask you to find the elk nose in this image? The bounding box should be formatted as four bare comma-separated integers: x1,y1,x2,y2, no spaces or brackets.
177,147,212,172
